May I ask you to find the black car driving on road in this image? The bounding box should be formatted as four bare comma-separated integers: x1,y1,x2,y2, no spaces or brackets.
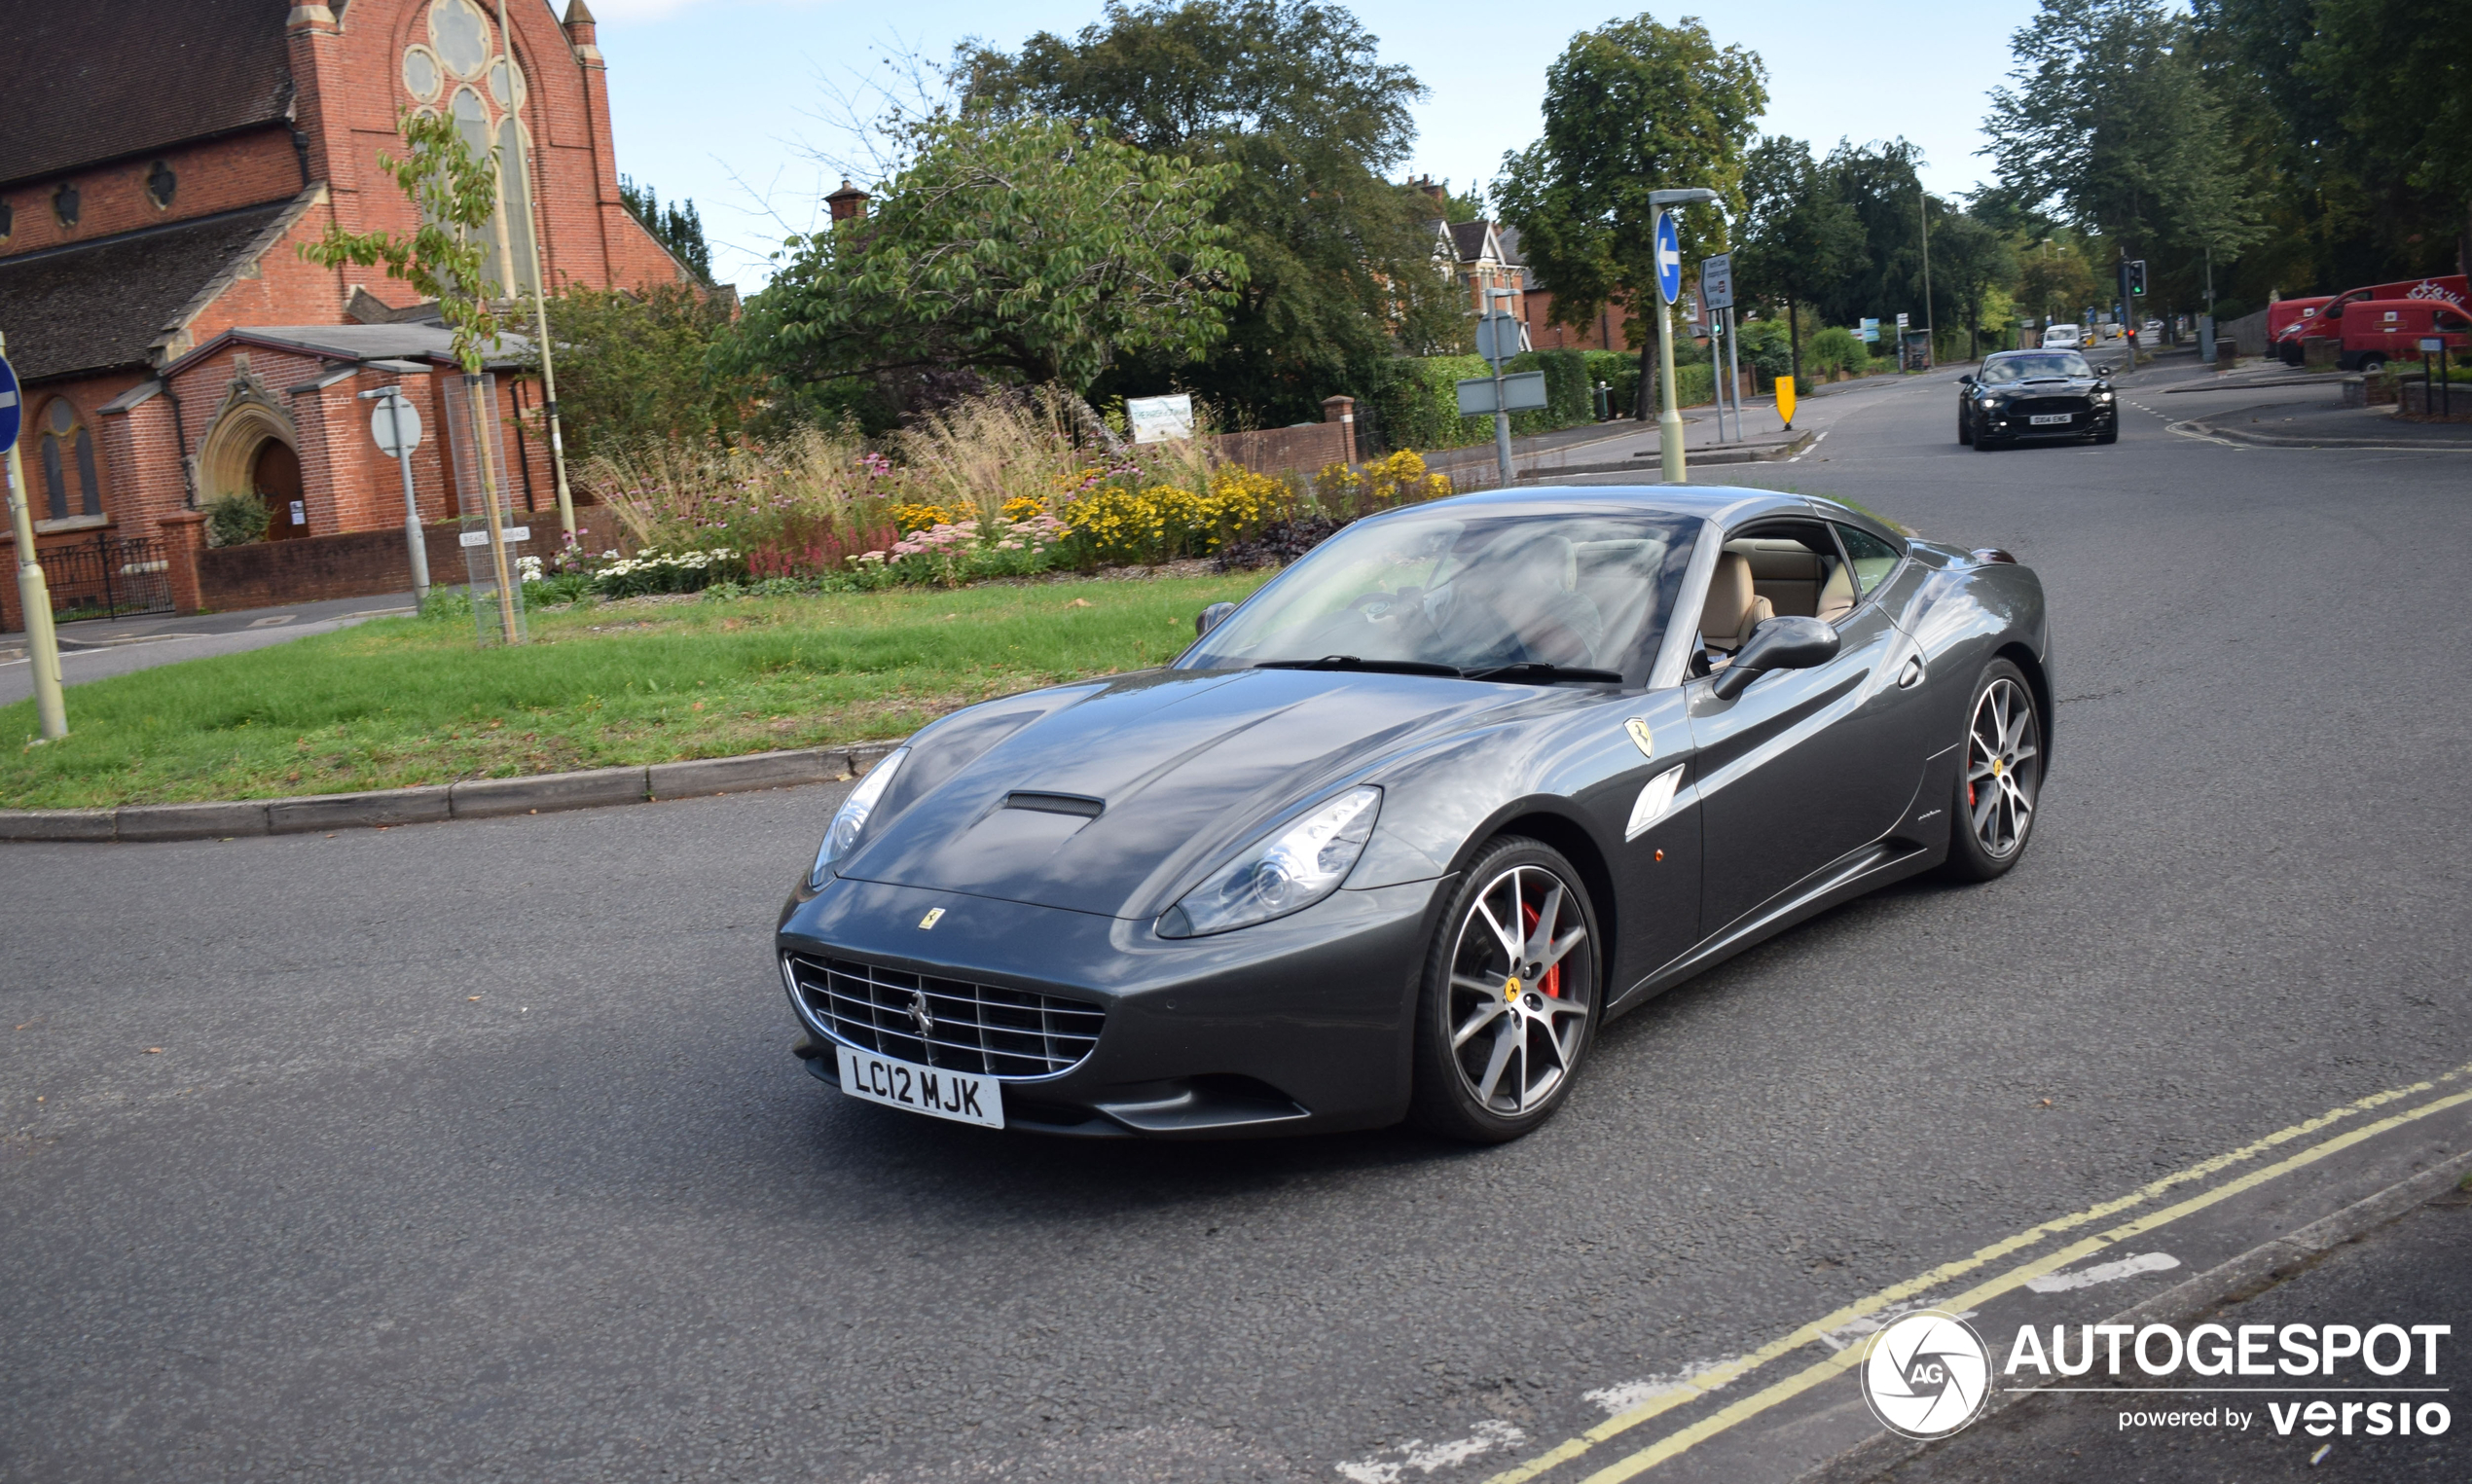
778,487,2051,1143
1958,349,2119,449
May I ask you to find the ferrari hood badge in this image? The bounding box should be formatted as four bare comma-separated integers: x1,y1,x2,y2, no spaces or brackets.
1624,717,1656,759
918,908,945,930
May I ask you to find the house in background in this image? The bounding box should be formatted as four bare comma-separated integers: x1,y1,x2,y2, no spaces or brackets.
1425,203,1640,357
0,0,688,628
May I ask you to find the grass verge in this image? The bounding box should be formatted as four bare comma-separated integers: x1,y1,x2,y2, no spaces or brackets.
0,573,1270,809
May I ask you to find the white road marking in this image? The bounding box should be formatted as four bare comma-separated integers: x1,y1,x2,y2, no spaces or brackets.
1338,1421,1527,1482
2025,1250,2181,1293
1583,1360,1739,1414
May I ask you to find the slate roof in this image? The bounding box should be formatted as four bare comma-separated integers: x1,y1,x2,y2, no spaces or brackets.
1447,221,1493,264
0,202,291,380
187,323,532,369
0,0,294,189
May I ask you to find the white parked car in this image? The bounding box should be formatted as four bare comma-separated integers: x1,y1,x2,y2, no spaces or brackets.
2042,324,2084,349
2142,318,2163,337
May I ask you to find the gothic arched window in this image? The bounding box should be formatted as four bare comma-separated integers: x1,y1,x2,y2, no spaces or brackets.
418,2,536,298
38,400,101,521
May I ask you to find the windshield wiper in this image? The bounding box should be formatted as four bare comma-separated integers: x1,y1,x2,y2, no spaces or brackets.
1463,662,1625,686
1255,656,1465,678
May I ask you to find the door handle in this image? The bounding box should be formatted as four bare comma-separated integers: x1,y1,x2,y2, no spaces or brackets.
1897,654,1927,690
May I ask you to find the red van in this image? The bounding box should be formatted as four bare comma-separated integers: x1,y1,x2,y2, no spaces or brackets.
2339,299,2472,372
2285,276,2472,364
2265,297,2332,360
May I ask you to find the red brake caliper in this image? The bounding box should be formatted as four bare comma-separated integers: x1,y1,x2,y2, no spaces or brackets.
1522,903,1562,997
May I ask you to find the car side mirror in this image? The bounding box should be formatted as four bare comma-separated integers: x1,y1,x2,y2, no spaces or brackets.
1195,601,1236,638
1958,373,1976,386
1709,616,1838,701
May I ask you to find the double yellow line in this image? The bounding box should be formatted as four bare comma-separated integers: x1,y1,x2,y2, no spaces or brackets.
1484,1060,2472,1484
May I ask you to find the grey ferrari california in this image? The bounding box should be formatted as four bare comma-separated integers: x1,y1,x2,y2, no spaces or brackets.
777,486,2050,1141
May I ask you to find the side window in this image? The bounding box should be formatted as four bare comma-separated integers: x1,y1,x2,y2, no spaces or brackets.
1836,525,1904,596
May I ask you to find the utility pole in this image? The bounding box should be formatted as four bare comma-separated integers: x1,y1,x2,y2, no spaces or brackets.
493,0,577,544
1917,183,1935,368
0,332,67,741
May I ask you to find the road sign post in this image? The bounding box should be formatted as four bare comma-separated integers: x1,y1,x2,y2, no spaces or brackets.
361,383,431,606
0,336,67,742
1702,253,1737,443
1653,209,1687,481
1478,290,1525,484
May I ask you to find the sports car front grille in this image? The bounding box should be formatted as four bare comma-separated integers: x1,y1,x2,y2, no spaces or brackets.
784,953,1105,1079
2005,395,2093,418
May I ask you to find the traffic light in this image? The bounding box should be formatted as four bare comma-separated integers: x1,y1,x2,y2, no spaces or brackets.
2127,260,2148,297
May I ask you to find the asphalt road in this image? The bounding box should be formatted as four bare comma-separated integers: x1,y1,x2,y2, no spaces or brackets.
5,357,2469,1483
0,591,418,708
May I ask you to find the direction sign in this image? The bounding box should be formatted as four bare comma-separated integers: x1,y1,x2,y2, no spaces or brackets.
0,352,20,448
370,390,422,457
1456,372,1549,417
1699,253,1734,311
1654,212,1684,306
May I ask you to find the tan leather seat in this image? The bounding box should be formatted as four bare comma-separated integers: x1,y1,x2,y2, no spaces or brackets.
1815,561,1857,623
1699,552,1773,652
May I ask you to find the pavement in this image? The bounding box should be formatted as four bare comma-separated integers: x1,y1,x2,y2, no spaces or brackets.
5,354,2471,1483
0,589,418,708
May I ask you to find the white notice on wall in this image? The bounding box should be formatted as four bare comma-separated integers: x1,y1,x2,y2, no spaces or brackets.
1126,394,1195,444
459,525,532,547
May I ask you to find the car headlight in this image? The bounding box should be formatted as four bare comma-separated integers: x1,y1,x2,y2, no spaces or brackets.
2093,389,2115,402
1157,786,1382,938
810,746,908,887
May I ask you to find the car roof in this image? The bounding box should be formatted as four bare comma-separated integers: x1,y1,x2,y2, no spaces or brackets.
1400,484,1902,543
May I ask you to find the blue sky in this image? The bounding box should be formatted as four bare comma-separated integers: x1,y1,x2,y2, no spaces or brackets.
590,0,2047,293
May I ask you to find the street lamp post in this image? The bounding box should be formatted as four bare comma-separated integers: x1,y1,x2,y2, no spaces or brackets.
1649,188,1717,484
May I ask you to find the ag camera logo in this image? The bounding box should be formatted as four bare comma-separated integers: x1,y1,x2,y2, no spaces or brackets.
1861,1311,1993,1439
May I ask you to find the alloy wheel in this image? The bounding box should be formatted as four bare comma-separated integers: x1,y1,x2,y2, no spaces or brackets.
1443,864,1594,1115
1966,677,2040,857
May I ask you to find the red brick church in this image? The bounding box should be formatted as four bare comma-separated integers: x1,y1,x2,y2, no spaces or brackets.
0,0,686,628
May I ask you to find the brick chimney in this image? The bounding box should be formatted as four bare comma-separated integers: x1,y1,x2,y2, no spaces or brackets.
826,179,870,224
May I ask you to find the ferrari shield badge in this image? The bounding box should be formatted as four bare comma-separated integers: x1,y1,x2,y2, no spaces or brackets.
1623,717,1655,760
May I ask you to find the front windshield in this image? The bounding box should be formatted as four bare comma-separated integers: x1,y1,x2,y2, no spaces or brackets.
1984,352,2094,383
1178,507,1698,679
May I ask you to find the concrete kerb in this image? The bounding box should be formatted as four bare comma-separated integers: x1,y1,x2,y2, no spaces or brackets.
0,743,899,844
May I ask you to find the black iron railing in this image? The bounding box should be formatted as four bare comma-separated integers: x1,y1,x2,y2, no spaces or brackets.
39,531,174,622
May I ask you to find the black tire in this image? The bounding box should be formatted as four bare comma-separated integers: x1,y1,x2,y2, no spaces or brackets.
2359,354,2385,375
1941,659,2044,883
1958,408,1974,445
1408,837,1602,1142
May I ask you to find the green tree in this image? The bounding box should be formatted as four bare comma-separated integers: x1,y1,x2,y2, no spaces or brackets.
1734,135,1864,386
738,113,1244,396
1984,0,2261,318
962,0,1457,419
542,283,748,452
2301,0,2472,278
1494,13,1767,414
1815,139,1937,330
1931,213,2020,358
2017,234,2103,326
620,175,714,284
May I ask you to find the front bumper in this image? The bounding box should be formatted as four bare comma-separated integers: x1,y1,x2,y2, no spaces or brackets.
776,874,1446,1137
1978,403,2116,441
